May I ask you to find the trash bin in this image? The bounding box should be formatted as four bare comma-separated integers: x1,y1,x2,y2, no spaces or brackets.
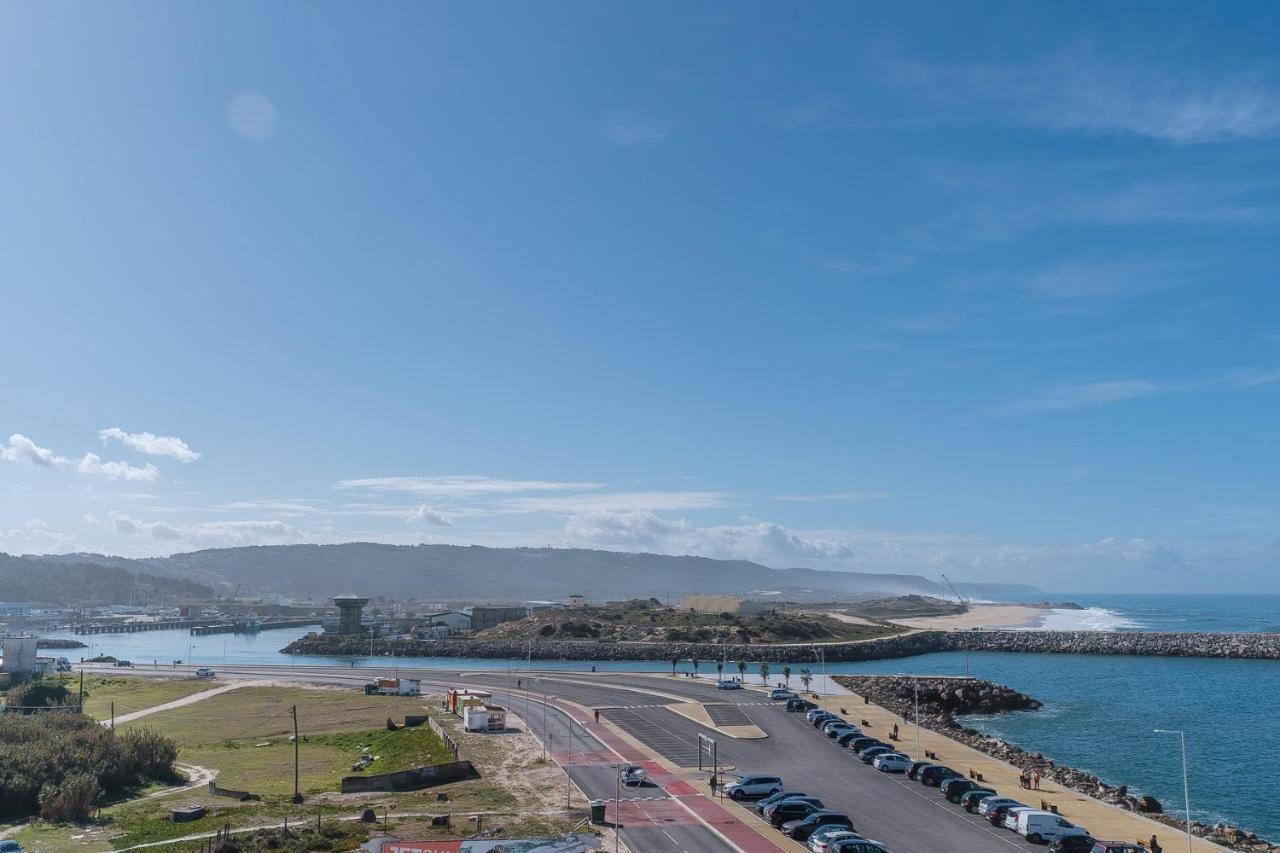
590,799,607,824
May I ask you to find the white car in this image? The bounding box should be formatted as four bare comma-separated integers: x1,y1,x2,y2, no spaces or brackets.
194,667,216,679
1013,810,1087,844
1003,806,1035,831
872,753,912,773
830,839,889,853
808,828,860,853
769,688,798,700
724,773,782,800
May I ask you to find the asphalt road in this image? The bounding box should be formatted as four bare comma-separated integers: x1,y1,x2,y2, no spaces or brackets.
82,663,1054,853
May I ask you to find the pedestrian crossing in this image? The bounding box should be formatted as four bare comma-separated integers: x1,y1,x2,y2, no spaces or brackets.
604,701,776,710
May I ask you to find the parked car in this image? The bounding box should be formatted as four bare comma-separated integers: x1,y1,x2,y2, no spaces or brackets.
834,722,865,742
717,680,743,690
1048,836,1095,853
1085,844,1145,853
114,659,133,668
787,698,817,712
947,783,994,804
769,688,798,700
858,745,895,764
766,799,825,827
194,667,216,678
977,797,1023,818
620,765,648,786
724,774,783,800
961,790,998,812
941,778,990,801
986,802,1027,827
0,841,23,853
1011,810,1086,844
806,708,834,723
906,760,931,781
813,713,840,729
756,790,809,814
872,753,912,773
824,721,858,737
830,838,890,853
808,827,861,853
919,765,962,787
782,812,854,842
1002,806,1036,831
846,736,881,753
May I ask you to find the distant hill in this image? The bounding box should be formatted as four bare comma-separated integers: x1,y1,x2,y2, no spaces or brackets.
0,554,213,607
11,543,1040,603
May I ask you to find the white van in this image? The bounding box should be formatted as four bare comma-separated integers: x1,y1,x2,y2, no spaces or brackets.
1015,810,1086,844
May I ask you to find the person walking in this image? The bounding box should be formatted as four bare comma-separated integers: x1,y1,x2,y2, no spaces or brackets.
1032,769,1041,790
594,709,600,724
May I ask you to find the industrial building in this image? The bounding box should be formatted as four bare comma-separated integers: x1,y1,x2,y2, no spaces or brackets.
0,635,40,674
420,610,471,634
468,605,528,631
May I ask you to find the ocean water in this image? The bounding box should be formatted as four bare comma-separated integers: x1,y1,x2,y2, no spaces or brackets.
49,594,1280,840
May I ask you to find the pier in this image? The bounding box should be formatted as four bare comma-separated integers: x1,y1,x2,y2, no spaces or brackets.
74,618,320,636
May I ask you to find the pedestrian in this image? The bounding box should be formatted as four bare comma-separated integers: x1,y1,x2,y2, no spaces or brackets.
1150,835,1162,853
517,678,522,689
1033,769,1041,790
709,774,717,795
892,723,899,740
594,709,600,723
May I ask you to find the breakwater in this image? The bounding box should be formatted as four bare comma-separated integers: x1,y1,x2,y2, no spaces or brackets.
282,628,1280,663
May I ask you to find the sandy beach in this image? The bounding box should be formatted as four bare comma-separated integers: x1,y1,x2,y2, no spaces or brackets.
891,603,1043,630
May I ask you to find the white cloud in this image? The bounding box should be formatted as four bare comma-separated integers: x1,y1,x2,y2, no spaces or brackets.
599,115,676,146
0,518,74,553
564,510,858,562
774,492,889,503
0,433,69,468
76,453,160,482
228,92,278,141
99,427,201,462
96,511,302,546
502,491,730,513
335,476,605,496
407,505,453,527
224,500,319,514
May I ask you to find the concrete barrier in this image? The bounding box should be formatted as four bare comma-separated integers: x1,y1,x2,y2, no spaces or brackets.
339,760,478,794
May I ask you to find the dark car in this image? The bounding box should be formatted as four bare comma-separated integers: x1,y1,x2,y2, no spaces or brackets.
961,789,997,812
781,812,854,842
846,736,881,753
948,783,994,804
812,713,840,728
1048,837,1095,853
906,761,931,781
787,698,816,712
858,745,895,764
756,790,808,814
835,730,865,747
940,778,984,801
1085,845,1144,853
920,765,962,787
766,799,824,828
986,802,1025,826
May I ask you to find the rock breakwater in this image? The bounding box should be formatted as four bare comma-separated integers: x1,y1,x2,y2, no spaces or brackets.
835,675,1278,852
939,630,1280,659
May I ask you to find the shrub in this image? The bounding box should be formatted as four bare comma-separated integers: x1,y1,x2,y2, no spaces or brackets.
39,772,101,822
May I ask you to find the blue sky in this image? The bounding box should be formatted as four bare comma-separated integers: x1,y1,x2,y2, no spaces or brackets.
3,2,1279,592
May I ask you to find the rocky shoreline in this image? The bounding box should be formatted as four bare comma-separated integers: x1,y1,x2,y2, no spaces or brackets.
283,628,1280,663
835,675,1277,852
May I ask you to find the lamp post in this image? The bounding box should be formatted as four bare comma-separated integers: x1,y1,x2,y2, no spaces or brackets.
1154,728,1193,853
914,678,922,758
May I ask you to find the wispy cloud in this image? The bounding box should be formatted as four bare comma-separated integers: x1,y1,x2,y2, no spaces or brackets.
99,427,201,462
598,115,676,147
335,475,605,496
2,433,159,482
999,366,1280,415
0,434,67,468
773,491,888,503
501,491,730,514
564,510,858,561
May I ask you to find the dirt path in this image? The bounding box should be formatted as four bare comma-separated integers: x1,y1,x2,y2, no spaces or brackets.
103,680,270,726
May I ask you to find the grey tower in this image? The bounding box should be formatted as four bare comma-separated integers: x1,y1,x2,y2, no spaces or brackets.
332,595,369,635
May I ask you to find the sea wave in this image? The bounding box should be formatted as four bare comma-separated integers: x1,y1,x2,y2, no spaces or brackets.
1032,606,1144,632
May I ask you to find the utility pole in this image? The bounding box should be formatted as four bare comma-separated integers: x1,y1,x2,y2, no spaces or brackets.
110,701,114,729
914,679,922,758
291,705,302,803
614,765,621,853
78,669,84,711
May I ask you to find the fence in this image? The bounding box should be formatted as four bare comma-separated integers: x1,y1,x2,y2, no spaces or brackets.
427,714,463,760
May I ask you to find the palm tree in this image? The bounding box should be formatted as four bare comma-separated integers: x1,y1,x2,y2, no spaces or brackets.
800,667,812,693
691,658,700,676
716,661,724,679
671,655,680,675
759,661,771,685
782,665,792,687
735,660,747,682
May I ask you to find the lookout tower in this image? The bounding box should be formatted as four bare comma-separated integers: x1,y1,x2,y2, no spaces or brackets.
332,595,369,635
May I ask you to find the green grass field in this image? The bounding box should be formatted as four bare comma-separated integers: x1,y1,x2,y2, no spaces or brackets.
47,674,218,720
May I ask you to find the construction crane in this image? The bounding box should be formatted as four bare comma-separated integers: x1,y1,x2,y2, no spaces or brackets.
939,573,970,608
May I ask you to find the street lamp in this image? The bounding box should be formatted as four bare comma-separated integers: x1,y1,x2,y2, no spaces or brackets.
1154,728,1193,853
